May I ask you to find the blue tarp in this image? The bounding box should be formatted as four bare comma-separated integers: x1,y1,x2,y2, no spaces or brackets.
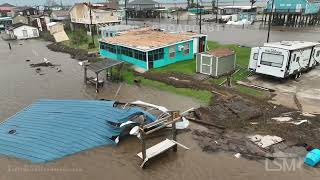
0,99,156,163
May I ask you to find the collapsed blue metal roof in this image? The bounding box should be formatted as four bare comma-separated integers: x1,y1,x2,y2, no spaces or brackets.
0,99,156,163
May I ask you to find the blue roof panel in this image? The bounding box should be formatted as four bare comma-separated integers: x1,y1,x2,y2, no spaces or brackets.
0,99,156,163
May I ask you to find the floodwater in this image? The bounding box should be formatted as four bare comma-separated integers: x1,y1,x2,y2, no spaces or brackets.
0,39,319,180
127,19,320,46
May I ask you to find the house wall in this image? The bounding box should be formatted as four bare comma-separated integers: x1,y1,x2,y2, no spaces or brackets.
70,4,121,24
93,11,120,24
13,26,39,39
99,40,194,70
153,41,194,68
12,15,28,24
99,48,148,69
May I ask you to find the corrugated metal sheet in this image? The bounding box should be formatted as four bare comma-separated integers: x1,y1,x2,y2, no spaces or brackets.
0,99,156,163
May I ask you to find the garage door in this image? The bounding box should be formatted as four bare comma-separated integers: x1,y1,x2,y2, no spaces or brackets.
200,55,212,75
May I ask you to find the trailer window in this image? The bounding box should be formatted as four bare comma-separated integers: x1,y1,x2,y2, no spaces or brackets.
260,53,284,68
253,53,258,60
317,51,320,57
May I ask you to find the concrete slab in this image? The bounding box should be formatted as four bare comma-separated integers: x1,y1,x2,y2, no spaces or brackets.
247,66,320,114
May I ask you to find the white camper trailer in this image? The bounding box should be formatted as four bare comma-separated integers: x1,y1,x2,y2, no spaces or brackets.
249,41,320,78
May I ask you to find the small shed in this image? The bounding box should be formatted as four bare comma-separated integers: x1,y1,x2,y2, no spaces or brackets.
196,48,236,77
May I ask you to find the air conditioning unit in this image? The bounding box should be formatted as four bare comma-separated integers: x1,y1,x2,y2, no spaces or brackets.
178,45,184,51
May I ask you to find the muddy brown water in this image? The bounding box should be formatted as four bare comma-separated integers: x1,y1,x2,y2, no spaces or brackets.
0,39,319,179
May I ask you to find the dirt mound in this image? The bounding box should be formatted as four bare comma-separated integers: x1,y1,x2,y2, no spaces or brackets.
190,95,320,159
47,43,99,62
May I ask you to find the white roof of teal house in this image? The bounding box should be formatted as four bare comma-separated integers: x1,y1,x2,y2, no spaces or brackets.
100,28,204,51
264,41,320,50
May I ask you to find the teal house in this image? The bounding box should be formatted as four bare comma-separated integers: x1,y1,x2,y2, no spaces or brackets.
265,0,320,14
99,28,207,70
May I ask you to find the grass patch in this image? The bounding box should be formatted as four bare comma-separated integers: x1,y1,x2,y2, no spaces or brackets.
152,59,196,75
150,41,251,81
122,71,211,104
62,30,99,52
236,85,265,97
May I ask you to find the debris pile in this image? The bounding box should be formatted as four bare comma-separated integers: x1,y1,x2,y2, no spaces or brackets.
188,95,320,160
28,60,62,75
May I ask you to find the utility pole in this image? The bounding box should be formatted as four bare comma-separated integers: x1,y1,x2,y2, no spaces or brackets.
267,0,275,43
125,0,128,25
88,2,94,46
212,0,215,19
216,0,219,23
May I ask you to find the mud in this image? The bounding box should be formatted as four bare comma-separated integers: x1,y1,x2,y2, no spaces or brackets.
47,43,99,62
142,71,320,159
190,96,320,158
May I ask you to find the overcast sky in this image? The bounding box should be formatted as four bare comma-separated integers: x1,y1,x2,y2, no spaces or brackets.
0,0,267,7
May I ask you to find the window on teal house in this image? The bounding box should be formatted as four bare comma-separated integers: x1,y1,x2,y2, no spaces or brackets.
100,43,105,50
148,48,164,61
169,46,176,58
184,43,190,55
103,43,116,53
118,46,146,61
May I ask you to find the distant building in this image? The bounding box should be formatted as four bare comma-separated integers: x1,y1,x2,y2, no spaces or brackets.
0,3,15,16
128,0,160,10
12,15,28,24
263,0,320,27
265,0,320,14
51,10,70,21
69,3,121,26
0,16,12,30
99,28,207,70
127,0,163,18
6,23,39,39
29,15,50,31
14,7,39,16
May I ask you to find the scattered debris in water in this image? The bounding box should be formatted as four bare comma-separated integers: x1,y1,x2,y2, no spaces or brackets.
30,62,59,68
248,135,284,149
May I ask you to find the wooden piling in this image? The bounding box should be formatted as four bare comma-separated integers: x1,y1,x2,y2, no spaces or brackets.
84,66,87,84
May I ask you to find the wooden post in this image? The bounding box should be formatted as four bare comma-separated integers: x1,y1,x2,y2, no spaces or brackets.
96,73,99,93
84,65,87,84
227,75,232,87
140,128,147,162
171,111,178,152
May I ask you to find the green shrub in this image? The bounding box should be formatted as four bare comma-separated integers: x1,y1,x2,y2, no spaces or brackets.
70,29,88,45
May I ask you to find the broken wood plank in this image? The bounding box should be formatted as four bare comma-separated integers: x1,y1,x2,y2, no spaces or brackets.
185,117,225,129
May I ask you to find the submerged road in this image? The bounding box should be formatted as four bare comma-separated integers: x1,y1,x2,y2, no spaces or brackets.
127,19,320,47
0,39,319,180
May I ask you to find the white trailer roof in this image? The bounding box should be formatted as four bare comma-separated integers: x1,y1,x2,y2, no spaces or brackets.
264,41,320,50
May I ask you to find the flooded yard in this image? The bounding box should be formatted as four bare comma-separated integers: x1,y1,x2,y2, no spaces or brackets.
0,38,319,180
